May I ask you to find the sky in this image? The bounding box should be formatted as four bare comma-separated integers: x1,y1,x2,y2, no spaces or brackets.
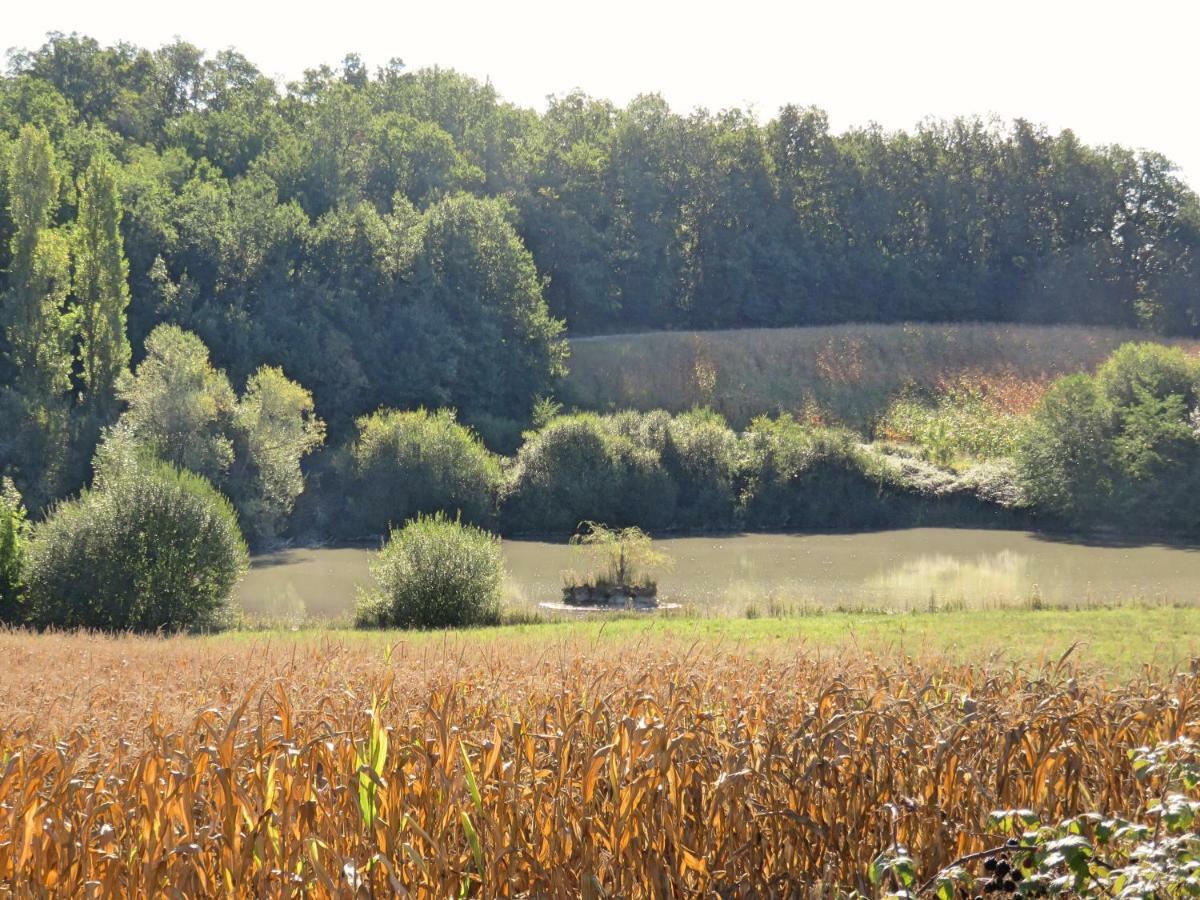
5,0,1199,186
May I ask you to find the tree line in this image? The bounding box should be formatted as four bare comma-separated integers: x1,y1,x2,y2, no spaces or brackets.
2,33,1199,515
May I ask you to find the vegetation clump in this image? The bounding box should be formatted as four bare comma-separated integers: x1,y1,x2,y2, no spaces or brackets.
111,324,325,543
23,461,248,632
356,512,503,629
1017,342,1200,531
501,413,675,533
0,479,28,623
562,522,669,607
343,408,501,537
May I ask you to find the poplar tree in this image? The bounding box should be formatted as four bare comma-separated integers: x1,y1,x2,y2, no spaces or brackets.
1,125,74,505
3,124,73,403
73,155,131,421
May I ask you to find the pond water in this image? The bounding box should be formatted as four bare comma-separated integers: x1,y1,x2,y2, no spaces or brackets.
237,528,1200,621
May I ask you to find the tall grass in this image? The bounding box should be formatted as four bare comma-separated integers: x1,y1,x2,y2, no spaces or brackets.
0,631,1195,895
564,323,1200,429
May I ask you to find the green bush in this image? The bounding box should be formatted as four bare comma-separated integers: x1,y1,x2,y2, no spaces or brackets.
501,414,676,534
608,408,738,528
1017,343,1200,531
0,479,28,623
1094,342,1198,409
355,512,503,629
344,408,501,537
24,462,248,632
737,416,891,529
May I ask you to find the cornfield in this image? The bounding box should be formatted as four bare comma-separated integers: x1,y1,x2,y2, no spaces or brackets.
0,631,1195,897
565,322,1200,428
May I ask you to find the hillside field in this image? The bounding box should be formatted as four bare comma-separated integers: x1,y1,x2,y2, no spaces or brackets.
563,323,1200,428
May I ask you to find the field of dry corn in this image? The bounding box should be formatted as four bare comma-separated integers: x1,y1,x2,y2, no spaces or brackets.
1,629,1196,897
565,322,1200,428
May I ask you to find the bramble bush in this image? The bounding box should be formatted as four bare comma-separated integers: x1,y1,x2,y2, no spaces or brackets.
355,512,503,629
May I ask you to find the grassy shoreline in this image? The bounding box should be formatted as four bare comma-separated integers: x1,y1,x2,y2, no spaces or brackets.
215,604,1200,673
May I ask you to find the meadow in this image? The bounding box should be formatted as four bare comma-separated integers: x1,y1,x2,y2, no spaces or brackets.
563,322,1200,429
2,609,1198,896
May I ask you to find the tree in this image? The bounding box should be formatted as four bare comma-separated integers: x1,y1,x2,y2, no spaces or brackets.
111,324,324,542
73,155,131,420
115,323,237,479
1,124,74,505
409,194,567,420
0,478,27,623
230,365,326,540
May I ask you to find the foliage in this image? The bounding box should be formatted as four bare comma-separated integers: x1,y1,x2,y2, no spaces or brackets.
23,460,248,632
883,737,1200,898
1017,342,1200,530
344,408,500,537
566,522,670,589
229,365,325,540
355,512,503,629
72,154,131,420
112,324,325,542
0,477,27,622
501,413,676,533
115,323,238,479
737,416,884,529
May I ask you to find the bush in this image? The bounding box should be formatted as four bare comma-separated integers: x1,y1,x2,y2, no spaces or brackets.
1017,343,1200,531
355,512,503,629
737,416,889,529
0,479,27,623
24,462,248,632
1016,374,1116,521
344,408,501,537
1094,342,1198,409
501,414,676,534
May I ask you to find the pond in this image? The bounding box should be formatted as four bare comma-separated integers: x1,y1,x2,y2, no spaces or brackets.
236,528,1200,622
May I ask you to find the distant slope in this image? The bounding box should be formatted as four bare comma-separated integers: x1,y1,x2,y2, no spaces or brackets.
562,323,1200,429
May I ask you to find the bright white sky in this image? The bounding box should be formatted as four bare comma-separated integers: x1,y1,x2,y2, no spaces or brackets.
6,0,1199,186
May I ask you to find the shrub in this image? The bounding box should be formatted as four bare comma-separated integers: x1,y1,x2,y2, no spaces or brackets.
344,408,501,537
737,416,886,529
1017,343,1200,531
0,479,27,623
501,414,676,534
1015,374,1115,521
24,462,248,632
1094,341,1199,409
660,410,740,527
355,512,503,629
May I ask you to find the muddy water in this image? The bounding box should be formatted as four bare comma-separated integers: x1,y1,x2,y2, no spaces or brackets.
236,528,1200,621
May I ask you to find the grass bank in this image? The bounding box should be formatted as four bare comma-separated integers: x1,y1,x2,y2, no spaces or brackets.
220,604,1200,674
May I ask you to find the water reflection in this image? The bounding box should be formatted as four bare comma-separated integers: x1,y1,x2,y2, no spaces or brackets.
235,528,1200,621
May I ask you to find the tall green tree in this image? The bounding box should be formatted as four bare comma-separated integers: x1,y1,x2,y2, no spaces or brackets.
1,124,74,505
73,155,132,421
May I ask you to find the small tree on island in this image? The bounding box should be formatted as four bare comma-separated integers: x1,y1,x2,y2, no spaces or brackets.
563,522,670,606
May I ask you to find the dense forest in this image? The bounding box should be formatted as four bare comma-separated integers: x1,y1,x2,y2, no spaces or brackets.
1,33,1199,519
